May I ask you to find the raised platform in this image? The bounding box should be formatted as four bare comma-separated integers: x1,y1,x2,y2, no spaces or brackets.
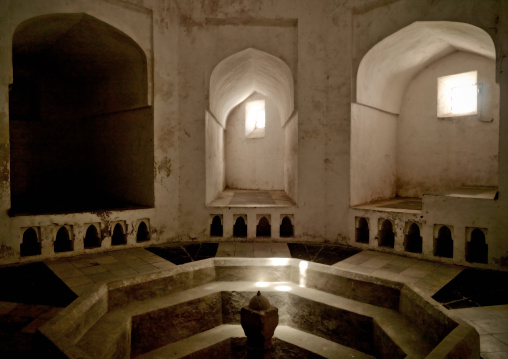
352,198,422,214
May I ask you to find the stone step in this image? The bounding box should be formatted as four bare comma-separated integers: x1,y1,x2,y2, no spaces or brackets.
136,324,375,359
76,281,434,358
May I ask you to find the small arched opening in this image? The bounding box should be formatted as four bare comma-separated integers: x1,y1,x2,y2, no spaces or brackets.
355,217,369,243
434,226,453,258
256,217,271,237
20,227,41,257
280,216,294,238
111,223,126,246
84,225,101,249
233,216,247,238
466,228,488,264
378,220,394,248
210,215,223,237
9,13,153,214
136,221,150,243
54,226,73,253
404,223,422,253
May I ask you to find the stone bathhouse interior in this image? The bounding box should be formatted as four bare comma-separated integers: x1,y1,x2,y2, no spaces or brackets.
1,0,508,358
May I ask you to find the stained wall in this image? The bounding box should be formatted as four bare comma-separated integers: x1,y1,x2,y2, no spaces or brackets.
0,0,507,269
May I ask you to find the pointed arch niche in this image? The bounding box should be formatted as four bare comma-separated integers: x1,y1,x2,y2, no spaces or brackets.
9,13,153,215
206,48,297,206
351,22,498,207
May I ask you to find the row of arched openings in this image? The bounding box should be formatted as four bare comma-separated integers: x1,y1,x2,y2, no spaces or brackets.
355,218,488,264
20,221,150,256
210,215,294,238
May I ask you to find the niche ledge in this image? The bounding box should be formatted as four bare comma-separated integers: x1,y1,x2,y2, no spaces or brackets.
207,189,296,208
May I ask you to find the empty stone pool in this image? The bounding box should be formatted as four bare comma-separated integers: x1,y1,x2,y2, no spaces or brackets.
36,258,479,358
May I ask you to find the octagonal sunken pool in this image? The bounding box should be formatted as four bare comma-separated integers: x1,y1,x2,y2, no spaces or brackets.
37,258,479,358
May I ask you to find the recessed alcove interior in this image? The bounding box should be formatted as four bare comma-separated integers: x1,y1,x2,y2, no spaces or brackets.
351,21,499,209
206,48,298,207
9,13,154,215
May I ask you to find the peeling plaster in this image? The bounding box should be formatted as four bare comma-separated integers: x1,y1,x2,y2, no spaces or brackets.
156,157,172,178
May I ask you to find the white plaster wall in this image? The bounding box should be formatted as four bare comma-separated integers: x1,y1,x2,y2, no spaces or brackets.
225,93,284,190
356,21,495,114
284,112,298,201
350,103,397,206
205,111,225,204
397,51,499,197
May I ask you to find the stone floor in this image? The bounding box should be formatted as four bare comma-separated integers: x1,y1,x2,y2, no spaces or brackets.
1,243,508,358
207,189,296,207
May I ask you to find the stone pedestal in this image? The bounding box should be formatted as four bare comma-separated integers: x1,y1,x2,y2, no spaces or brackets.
241,291,279,353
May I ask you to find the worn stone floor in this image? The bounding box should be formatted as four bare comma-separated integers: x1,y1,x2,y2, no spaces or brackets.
207,189,296,207
1,243,507,358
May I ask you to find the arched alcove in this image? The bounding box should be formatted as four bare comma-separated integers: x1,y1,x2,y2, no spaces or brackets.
210,215,223,237
466,228,488,264
404,223,422,253
434,226,453,258
206,48,297,206
355,217,369,244
84,225,101,249
10,13,153,214
378,220,394,248
233,216,247,238
256,216,271,237
136,221,150,243
351,21,498,206
111,223,126,246
54,227,73,253
20,227,40,257
280,216,294,238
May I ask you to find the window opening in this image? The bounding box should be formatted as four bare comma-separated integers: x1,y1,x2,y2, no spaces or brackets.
136,222,150,243
404,223,422,253
20,228,41,257
256,217,271,237
355,218,369,244
210,216,223,237
84,225,101,249
280,216,294,237
54,227,73,253
245,99,265,138
434,226,453,258
111,224,126,246
466,228,488,264
438,71,478,117
233,216,247,237
378,220,394,248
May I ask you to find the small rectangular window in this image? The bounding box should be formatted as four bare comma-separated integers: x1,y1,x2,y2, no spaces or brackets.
245,99,265,138
437,71,478,118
